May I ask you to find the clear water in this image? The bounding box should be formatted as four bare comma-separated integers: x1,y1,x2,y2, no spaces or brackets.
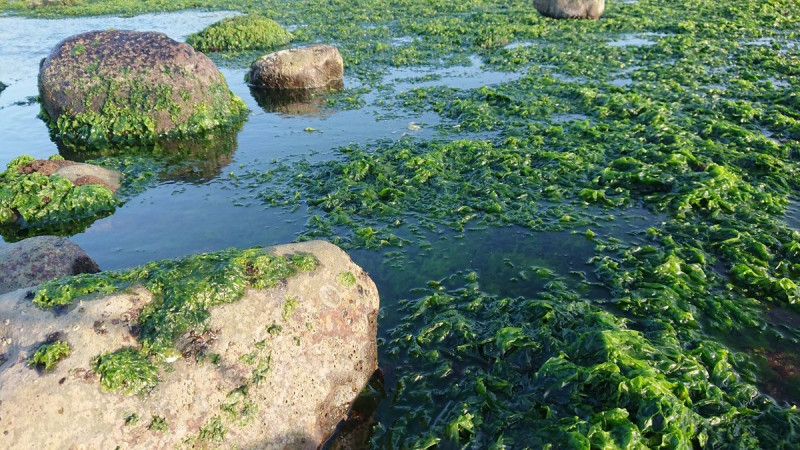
0,11,535,283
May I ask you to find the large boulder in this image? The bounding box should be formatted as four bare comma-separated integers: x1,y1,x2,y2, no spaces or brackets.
0,240,379,448
533,0,605,19
0,236,99,295
247,44,344,90
38,30,247,148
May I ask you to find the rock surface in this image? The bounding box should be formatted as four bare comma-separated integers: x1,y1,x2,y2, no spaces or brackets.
38,30,246,145
533,0,605,19
18,159,122,193
0,236,99,295
247,44,344,90
0,240,379,449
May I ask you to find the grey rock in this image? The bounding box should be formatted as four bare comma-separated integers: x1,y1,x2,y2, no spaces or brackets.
0,236,99,295
533,0,605,19
247,44,344,90
0,240,378,449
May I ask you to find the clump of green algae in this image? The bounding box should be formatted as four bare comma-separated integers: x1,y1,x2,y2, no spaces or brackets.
27,340,71,371
186,14,292,52
0,154,117,240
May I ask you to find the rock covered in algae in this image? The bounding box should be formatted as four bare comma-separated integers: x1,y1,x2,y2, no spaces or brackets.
38,30,247,148
0,236,99,295
0,240,378,449
186,14,293,52
247,44,344,90
533,0,605,19
0,155,119,238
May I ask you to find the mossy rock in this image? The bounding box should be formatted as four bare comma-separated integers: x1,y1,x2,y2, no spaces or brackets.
0,155,118,240
38,30,247,150
186,14,293,52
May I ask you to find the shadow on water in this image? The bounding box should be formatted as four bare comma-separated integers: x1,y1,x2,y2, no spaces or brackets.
249,82,344,117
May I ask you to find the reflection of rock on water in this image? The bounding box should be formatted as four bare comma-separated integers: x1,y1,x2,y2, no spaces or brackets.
250,81,343,117
56,126,241,183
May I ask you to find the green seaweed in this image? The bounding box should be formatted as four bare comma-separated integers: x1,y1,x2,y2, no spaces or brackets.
5,0,800,446
92,348,159,395
148,415,169,433
186,14,292,52
375,272,799,447
27,340,71,372
0,154,118,240
43,77,248,151
337,271,357,287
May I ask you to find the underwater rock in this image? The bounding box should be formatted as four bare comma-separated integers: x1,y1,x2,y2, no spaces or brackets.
247,44,344,90
0,236,99,295
0,240,378,449
38,30,247,148
533,0,605,19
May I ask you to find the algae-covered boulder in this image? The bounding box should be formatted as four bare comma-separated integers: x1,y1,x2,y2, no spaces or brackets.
187,14,293,52
38,30,247,149
0,155,119,240
0,240,379,448
247,45,344,90
0,236,99,295
533,0,605,19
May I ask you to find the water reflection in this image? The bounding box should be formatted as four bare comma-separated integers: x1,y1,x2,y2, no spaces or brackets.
250,82,343,117
56,125,241,183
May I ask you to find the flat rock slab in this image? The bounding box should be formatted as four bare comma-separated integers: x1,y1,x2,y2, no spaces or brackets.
0,240,378,449
0,236,99,295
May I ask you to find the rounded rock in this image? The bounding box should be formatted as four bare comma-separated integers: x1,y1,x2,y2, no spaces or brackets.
38,30,247,147
533,0,605,20
247,44,344,90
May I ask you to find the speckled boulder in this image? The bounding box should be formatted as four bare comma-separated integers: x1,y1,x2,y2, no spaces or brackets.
533,0,605,19
38,30,247,147
247,44,344,90
0,236,99,295
0,240,378,448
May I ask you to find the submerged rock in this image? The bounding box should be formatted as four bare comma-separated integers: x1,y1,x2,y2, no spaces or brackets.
0,236,99,295
247,44,344,90
0,240,378,448
38,30,247,148
533,0,605,19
